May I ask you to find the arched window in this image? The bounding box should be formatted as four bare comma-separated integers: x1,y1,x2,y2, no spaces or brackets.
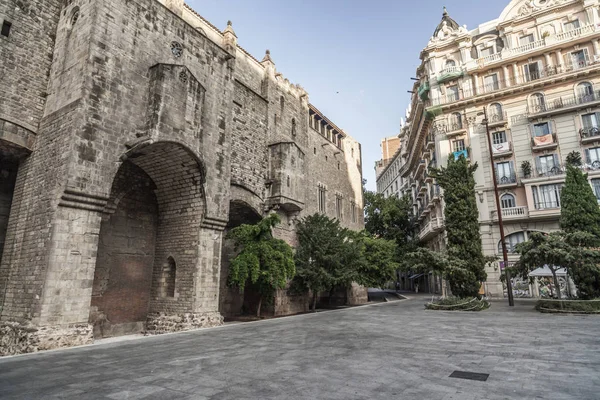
500,193,516,209
489,103,503,121
498,231,526,254
450,112,462,130
530,93,545,111
577,82,594,102
162,257,176,298
445,59,456,70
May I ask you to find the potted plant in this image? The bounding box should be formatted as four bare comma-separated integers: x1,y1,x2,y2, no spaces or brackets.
521,160,532,178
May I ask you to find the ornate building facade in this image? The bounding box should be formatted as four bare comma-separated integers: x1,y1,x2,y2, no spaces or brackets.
0,0,364,354
377,0,600,297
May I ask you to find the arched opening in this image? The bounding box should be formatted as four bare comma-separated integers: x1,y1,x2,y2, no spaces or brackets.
489,103,503,121
445,59,456,67
219,200,262,319
500,193,516,209
89,142,205,338
498,231,526,254
530,93,545,112
450,112,462,130
577,82,594,103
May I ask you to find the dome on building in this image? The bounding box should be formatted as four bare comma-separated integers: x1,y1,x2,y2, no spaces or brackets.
433,7,460,37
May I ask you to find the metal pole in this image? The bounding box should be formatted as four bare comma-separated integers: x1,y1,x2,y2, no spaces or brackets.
482,107,515,307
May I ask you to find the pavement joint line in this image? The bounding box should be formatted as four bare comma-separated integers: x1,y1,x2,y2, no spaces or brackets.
0,298,407,361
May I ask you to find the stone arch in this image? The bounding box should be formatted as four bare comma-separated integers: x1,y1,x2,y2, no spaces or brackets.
89,141,206,338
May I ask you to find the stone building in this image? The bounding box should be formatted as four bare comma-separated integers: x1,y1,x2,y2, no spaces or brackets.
377,0,600,298
0,0,364,354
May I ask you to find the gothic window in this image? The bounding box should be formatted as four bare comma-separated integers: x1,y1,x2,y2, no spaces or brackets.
70,7,80,26
335,194,343,220
318,185,326,213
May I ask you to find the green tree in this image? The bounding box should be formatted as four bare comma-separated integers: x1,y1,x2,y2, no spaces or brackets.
560,158,600,298
226,214,296,317
294,214,361,311
355,234,399,288
363,191,416,254
431,155,486,297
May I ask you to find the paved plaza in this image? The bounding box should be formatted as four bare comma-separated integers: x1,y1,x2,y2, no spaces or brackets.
1,295,599,399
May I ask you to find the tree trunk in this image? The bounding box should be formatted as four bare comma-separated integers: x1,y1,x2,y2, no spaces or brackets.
312,292,318,313
328,287,335,306
257,296,263,318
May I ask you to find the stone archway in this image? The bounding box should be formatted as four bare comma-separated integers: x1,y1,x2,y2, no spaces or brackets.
89,141,206,338
219,200,262,318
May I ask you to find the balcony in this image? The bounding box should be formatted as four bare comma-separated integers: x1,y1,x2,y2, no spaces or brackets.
527,90,600,118
496,172,518,188
430,57,600,107
530,133,558,152
424,172,433,183
580,126,600,144
524,163,565,179
452,149,469,160
430,184,441,202
419,183,428,194
426,135,435,150
491,206,529,221
419,217,445,241
492,141,512,158
416,159,426,175
443,123,467,138
487,111,508,128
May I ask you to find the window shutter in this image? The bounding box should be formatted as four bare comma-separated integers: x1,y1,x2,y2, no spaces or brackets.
535,156,542,173
553,153,560,168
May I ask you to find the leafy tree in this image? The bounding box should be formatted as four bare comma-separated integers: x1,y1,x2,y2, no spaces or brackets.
363,191,416,254
431,155,486,297
226,214,295,317
560,161,600,298
294,214,362,311
355,234,399,288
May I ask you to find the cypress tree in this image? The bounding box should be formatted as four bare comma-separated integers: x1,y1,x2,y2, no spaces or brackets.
560,154,600,298
432,155,486,297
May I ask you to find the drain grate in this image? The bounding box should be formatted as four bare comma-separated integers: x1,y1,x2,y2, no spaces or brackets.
449,370,489,382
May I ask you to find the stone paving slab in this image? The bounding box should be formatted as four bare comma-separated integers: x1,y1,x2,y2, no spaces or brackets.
1,296,599,399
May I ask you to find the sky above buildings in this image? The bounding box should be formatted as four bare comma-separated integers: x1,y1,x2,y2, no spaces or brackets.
187,0,509,190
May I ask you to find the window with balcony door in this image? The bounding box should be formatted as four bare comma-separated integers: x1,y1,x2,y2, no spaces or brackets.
563,19,581,32
445,59,456,69
585,147,600,169
450,112,462,130
524,61,542,81
591,179,600,203
532,122,553,146
519,34,535,45
530,93,546,111
582,112,600,138
535,154,560,175
500,193,516,209
498,231,526,254
480,46,495,57
495,161,515,184
452,139,465,152
446,85,459,101
569,49,589,70
533,183,562,209
577,82,594,103
484,74,499,92
492,131,507,145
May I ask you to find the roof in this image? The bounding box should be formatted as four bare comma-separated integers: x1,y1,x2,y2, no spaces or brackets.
433,7,460,37
309,104,346,137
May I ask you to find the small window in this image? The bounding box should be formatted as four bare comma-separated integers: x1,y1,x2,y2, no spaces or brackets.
336,194,343,220
287,175,290,187
313,147,316,155
162,257,176,298
1,20,12,37
325,155,328,161
291,118,296,136
351,201,357,223
280,96,285,113
337,162,340,170
318,185,326,213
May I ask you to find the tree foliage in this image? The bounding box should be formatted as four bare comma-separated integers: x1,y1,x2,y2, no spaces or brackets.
226,214,295,316
559,163,600,298
431,155,486,297
354,234,399,288
363,191,416,252
294,214,362,310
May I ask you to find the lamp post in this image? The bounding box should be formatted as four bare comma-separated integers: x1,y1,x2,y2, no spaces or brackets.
480,107,515,307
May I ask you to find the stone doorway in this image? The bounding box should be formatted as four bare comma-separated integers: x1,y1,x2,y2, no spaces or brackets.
90,142,206,338
219,200,262,318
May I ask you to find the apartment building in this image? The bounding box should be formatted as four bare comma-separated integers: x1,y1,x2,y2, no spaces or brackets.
377,0,600,297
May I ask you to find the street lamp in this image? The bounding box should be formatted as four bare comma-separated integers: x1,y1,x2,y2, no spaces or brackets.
479,107,515,307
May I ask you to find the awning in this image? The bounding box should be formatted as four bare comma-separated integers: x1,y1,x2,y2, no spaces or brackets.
528,266,567,277
409,273,425,280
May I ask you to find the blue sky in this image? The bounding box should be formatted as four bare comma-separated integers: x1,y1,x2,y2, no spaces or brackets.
187,0,509,190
